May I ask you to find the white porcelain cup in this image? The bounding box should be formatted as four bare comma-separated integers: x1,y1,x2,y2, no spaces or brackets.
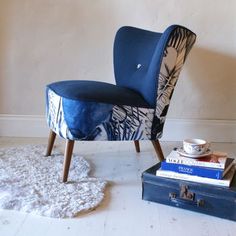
183,138,210,155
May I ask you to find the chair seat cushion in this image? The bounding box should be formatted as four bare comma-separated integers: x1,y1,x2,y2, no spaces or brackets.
47,80,152,108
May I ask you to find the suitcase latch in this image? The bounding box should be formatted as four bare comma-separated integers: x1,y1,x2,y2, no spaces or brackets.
169,185,204,207
180,185,195,201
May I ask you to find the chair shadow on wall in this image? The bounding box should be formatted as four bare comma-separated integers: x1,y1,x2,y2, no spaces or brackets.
187,46,236,101
177,46,236,141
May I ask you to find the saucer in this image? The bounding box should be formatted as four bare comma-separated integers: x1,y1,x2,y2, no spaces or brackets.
177,147,212,159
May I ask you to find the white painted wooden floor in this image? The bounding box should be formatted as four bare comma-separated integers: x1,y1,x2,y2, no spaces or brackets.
0,137,236,236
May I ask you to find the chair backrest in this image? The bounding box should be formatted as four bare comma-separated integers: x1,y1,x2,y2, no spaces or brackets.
113,25,196,139
113,25,196,109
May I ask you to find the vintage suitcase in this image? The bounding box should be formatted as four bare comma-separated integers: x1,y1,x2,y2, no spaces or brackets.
142,163,236,221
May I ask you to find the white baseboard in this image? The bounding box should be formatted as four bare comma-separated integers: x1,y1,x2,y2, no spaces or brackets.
0,114,235,142
0,115,48,138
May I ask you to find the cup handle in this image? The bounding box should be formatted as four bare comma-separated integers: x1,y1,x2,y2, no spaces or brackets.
206,142,211,150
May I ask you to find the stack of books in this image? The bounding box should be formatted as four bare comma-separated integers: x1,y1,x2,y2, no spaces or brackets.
156,148,236,187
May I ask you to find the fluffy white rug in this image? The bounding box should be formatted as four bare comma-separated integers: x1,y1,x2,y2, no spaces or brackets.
0,145,106,218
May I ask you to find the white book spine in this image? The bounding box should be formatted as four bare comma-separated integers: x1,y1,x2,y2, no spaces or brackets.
155,169,234,187
165,157,225,169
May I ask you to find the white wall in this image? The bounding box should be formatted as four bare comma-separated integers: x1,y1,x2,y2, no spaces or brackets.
0,0,235,140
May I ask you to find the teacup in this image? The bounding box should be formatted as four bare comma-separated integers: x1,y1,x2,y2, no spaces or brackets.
183,138,210,155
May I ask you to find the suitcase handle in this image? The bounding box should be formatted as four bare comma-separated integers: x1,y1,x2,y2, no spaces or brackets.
169,192,205,207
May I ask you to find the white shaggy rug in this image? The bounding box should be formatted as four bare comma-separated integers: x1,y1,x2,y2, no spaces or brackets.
0,145,107,218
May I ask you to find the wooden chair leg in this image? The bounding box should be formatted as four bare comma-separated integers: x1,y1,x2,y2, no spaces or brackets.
45,130,56,156
134,141,140,153
151,140,164,161
62,140,75,183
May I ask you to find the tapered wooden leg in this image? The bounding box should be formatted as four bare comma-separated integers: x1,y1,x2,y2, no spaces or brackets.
134,141,140,153
151,140,164,161
62,140,75,183
45,130,56,156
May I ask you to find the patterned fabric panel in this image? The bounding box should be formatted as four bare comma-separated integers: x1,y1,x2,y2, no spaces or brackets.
46,89,74,139
151,27,196,139
46,89,155,140
103,105,155,140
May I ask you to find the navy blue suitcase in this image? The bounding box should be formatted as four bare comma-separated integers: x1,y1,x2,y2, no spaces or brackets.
142,163,236,221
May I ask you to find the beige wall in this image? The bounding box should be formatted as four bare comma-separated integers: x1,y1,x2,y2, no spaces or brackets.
0,0,235,120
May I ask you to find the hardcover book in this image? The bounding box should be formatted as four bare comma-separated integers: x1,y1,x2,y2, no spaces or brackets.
166,150,232,169
156,164,236,187
161,159,235,179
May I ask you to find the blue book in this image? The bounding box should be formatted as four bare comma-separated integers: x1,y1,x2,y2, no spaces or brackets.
161,159,234,180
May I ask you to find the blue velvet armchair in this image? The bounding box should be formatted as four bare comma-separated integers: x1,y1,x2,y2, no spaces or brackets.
45,25,196,182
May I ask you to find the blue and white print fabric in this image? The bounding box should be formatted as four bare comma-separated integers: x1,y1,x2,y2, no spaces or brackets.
46,88,155,140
